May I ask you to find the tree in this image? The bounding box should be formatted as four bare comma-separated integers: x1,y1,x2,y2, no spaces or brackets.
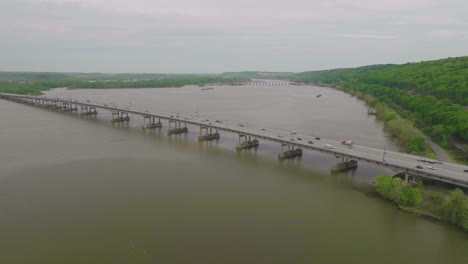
443,189,468,229
400,188,423,206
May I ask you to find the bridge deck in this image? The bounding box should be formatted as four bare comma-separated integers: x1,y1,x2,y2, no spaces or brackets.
2,93,468,187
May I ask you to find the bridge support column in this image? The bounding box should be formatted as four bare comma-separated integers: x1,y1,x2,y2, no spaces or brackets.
61,103,78,112
50,101,64,110
111,111,130,123
141,115,162,129
80,106,98,116
167,119,188,135
43,100,53,108
278,143,302,160
198,126,220,141
236,134,259,150
331,154,357,172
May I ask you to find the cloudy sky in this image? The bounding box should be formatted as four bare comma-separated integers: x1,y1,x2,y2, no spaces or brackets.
1,0,467,73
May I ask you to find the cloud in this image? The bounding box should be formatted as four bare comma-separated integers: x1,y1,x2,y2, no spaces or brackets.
332,33,399,39
1,0,467,72
428,30,468,38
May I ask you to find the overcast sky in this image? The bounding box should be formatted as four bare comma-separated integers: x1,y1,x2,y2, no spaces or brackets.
1,0,467,73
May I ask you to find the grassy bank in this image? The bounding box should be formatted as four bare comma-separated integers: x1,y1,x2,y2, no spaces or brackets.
375,175,468,232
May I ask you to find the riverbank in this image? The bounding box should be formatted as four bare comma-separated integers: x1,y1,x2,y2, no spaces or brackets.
375,174,468,232
304,82,439,160
292,57,468,164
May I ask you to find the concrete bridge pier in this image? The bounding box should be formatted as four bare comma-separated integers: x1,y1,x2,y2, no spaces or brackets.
331,154,358,172
393,170,421,185
50,101,65,110
198,126,220,141
80,106,98,116
141,115,162,129
167,119,188,135
236,134,259,150
111,111,130,123
38,99,48,107
278,143,302,160
403,169,419,183
62,103,78,112
42,100,52,108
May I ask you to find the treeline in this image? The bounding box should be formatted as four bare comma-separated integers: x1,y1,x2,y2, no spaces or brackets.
356,93,428,154
376,175,468,231
0,72,213,81
0,76,249,95
293,57,468,161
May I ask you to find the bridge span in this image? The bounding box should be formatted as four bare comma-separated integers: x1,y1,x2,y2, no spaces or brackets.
2,93,468,188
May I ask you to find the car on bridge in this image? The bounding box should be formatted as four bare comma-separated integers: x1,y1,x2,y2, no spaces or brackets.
308,141,314,144
416,165,423,169
427,166,436,170
323,144,333,149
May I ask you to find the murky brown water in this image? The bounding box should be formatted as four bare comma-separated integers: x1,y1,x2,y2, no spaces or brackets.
1,84,467,263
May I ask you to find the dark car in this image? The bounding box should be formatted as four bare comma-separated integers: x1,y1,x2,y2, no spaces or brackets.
464,169,468,173
416,165,423,169
315,137,320,140
297,138,302,141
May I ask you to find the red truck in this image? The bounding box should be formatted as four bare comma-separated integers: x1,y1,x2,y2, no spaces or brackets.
341,141,353,146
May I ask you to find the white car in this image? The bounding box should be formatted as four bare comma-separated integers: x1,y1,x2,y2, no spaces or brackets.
323,144,333,149
427,166,436,170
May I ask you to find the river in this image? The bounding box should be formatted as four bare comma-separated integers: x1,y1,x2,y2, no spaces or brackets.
0,83,467,263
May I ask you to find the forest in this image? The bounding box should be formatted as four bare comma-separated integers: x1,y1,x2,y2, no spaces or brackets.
293,57,468,162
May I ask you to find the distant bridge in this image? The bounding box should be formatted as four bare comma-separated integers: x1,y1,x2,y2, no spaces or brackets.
207,81,299,86
1,93,468,188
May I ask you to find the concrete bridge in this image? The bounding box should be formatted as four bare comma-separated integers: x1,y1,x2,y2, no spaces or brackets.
2,93,468,188
208,81,299,86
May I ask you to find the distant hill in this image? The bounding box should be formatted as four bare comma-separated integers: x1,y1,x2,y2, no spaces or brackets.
0,72,215,81
294,57,468,105
0,72,71,81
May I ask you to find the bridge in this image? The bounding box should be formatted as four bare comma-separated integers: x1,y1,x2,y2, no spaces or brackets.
2,92,468,188
207,81,299,86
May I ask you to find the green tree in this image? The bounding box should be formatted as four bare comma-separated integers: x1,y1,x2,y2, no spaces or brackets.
443,189,468,229
400,188,423,206
407,136,425,154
